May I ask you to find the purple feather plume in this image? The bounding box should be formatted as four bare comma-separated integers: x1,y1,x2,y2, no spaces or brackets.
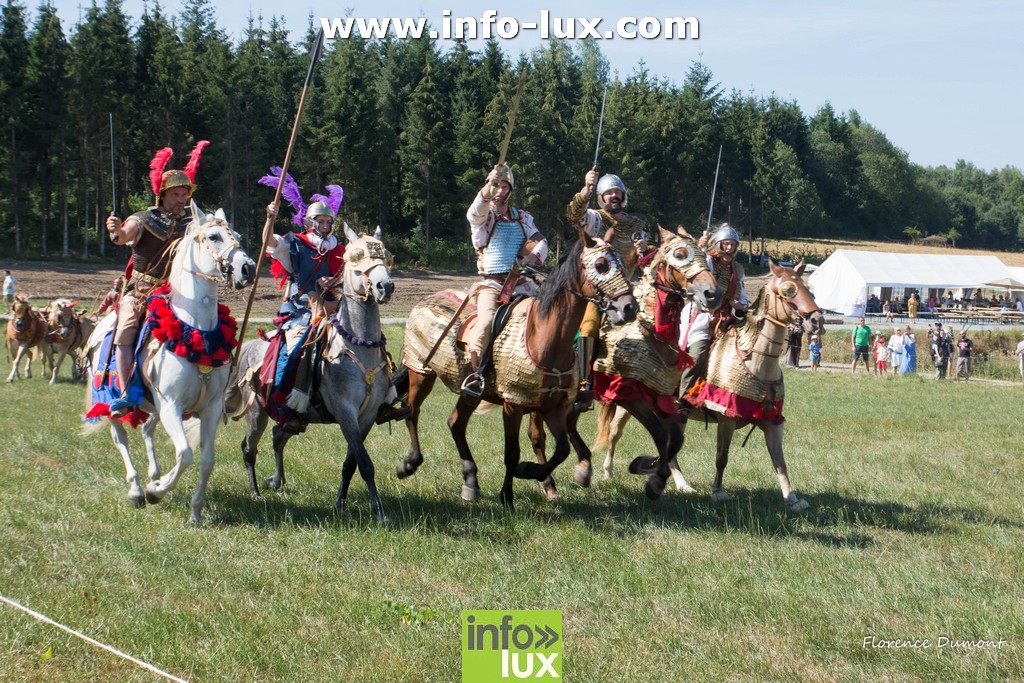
258,166,306,227
309,185,344,216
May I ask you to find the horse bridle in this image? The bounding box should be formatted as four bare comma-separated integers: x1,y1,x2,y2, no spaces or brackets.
571,246,632,311
651,238,708,300
341,237,393,303
188,219,242,283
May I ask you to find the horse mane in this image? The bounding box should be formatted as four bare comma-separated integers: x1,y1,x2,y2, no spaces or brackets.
537,240,584,316
728,285,770,355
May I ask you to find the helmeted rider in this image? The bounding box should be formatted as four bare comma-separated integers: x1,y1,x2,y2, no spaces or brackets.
463,163,548,395
262,173,408,430
678,223,749,404
104,141,210,418
566,169,650,410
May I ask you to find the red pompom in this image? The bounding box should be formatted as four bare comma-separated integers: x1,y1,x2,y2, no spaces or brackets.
217,303,230,316
166,320,183,340
153,327,168,343
189,330,205,351
212,348,230,362
174,343,189,357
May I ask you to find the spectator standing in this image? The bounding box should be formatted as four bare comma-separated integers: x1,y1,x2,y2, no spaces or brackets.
786,323,803,368
900,326,917,375
930,323,951,379
883,299,893,322
888,327,905,374
1015,298,1023,313
1014,332,1024,382
874,334,889,374
808,334,822,372
955,330,974,382
2,270,15,311
907,292,919,319
851,317,872,373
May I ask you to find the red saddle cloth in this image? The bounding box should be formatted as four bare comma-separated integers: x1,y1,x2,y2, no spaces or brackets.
593,372,678,417
685,379,785,425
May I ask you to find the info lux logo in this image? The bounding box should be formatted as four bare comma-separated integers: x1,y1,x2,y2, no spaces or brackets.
462,610,563,681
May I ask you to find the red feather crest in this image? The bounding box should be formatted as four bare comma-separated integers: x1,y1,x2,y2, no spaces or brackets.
183,140,210,182
149,147,174,196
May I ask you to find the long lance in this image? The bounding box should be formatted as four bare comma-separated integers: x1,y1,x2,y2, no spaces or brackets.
587,86,608,201
423,68,527,369
705,144,723,236
233,28,325,367
109,113,117,218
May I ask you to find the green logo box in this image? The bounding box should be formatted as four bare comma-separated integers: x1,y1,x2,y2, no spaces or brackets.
462,609,563,681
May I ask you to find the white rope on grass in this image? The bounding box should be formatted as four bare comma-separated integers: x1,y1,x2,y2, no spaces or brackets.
0,592,189,683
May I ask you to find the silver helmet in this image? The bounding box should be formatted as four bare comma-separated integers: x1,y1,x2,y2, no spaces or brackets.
495,163,515,190
596,174,627,209
707,223,740,253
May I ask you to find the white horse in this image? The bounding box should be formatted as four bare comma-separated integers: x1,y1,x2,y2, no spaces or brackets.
230,226,396,523
85,202,256,523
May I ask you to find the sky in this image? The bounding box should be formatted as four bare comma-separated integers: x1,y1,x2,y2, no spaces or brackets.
44,0,1023,171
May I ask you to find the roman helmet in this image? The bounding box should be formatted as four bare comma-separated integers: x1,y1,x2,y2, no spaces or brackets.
596,174,627,209
148,141,211,200
707,223,740,254
304,201,336,232
493,163,515,192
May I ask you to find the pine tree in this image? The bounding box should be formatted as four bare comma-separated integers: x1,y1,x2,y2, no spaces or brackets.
0,0,29,253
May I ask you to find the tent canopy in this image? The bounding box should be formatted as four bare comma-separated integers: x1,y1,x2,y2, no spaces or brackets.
807,249,1016,315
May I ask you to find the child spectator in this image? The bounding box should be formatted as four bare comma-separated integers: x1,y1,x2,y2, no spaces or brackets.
874,334,889,374
808,334,822,372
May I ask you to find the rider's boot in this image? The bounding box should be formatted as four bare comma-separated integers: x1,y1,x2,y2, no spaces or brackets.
573,336,595,413
461,350,485,397
108,343,136,419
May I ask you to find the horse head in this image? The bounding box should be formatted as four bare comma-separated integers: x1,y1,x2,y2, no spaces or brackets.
578,227,638,324
343,224,395,304
47,298,78,339
186,202,256,290
11,296,33,332
767,260,825,337
652,225,723,311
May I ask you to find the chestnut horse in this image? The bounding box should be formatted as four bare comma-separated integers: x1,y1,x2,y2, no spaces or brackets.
613,261,825,510
46,298,94,384
398,227,637,511
6,295,49,382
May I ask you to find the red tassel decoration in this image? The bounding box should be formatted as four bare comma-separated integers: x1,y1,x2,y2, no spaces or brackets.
149,147,174,196
183,140,210,182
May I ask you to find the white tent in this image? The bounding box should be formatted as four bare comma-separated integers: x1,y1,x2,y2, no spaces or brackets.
806,249,1015,316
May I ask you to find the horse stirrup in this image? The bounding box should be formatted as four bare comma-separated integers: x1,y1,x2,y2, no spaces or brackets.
460,372,485,398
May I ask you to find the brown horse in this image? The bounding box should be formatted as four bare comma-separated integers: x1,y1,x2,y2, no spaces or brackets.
560,226,723,496
6,295,49,382
45,298,94,384
615,261,825,509
398,227,638,510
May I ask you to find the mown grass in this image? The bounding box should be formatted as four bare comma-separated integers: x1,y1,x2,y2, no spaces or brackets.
1,326,1022,682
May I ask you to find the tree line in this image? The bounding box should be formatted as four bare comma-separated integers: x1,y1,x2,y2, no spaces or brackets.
1,0,1022,266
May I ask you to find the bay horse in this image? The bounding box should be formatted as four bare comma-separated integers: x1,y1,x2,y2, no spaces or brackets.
46,298,94,384
229,226,397,523
611,261,825,510
6,294,49,382
85,202,256,523
398,226,638,511
565,226,723,495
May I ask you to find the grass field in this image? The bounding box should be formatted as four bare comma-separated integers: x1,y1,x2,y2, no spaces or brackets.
1,325,1022,682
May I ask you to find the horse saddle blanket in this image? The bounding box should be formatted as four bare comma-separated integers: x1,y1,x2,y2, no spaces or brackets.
595,318,681,397
257,324,314,422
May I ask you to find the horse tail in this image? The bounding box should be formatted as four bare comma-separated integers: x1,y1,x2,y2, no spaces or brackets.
592,401,615,452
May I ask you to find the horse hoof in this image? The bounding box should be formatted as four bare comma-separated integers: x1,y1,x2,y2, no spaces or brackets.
789,497,810,512
145,490,163,505
128,493,146,509
187,513,202,525
264,476,283,491
375,513,392,525
677,483,698,494
711,490,731,503
628,456,658,476
396,460,417,480
644,476,665,501
603,468,613,479
573,463,592,488
461,484,480,502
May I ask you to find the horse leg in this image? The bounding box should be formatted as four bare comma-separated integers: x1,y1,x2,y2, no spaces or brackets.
109,419,145,508
50,348,67,384
527,412,559,501
603,404,631,479
710,419,737,503
621,400,672,500
335,414,389,524
189,408,223,524
763,422,810,511
141,415,161,482
396,370,435,479
266,425,294,491
566,409,593,488
6,344,26,382
145,407,194,508
664,418,697,494
500,405,525,511
445,394,482,501
241,403,269,498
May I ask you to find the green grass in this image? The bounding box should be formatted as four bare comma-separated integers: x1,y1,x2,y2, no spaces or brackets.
1,326,1022,681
